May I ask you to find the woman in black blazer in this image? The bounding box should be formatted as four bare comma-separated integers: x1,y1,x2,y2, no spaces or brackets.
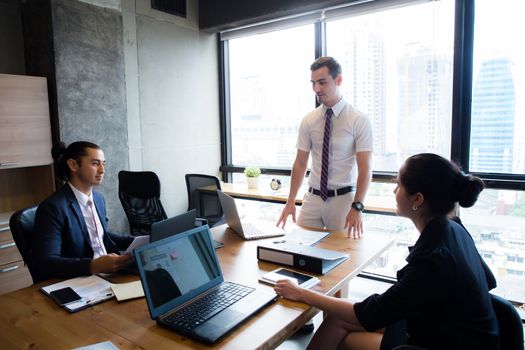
275,153,499,350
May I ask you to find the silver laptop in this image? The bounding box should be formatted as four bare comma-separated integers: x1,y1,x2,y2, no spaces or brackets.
134,225,276,344
217,190,286,240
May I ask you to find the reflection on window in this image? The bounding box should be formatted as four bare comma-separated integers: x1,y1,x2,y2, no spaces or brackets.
470,0,525,174
460,189,525,302
326,0,454,172
229,25,314,167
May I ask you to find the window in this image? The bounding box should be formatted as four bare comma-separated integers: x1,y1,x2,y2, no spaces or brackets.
326,0,455,172
460,188,525,302
228,25,314,168
219,0,525,302
470,0,525,175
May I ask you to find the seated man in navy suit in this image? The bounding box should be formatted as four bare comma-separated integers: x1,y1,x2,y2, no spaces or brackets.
33,141,134,280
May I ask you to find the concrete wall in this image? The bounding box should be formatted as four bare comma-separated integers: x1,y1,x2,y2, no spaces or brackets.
123,0,221,221
50,0,130,231
15,0,219,233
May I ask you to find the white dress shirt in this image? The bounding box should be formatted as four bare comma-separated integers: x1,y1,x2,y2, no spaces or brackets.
296,98,373,189
68,183,107,258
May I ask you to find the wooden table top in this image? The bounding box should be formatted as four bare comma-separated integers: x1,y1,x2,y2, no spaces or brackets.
0,225,394,350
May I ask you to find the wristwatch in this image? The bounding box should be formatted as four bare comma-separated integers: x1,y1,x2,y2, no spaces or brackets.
351,201,365,212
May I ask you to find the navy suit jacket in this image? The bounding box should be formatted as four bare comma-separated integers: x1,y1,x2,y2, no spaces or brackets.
33,184,133,281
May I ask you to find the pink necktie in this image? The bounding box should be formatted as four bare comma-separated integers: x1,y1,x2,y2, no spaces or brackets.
320,108,333,201
87,199,105,256
88,200,99,236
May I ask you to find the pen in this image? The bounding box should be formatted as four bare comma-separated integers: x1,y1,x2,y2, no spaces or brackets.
85,293,112,304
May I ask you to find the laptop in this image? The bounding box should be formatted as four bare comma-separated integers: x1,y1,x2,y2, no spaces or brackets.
217,190,286,240
134,225,276,344
150,209,224,248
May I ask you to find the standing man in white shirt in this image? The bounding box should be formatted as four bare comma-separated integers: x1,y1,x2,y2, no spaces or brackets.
277,57,372,238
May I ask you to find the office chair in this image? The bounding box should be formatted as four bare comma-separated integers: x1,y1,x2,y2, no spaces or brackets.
118,170,168,236
491,294,524,350
185,174,224,227
9,205,43,283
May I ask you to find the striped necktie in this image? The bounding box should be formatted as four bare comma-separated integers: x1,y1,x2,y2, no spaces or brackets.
320,108,333,201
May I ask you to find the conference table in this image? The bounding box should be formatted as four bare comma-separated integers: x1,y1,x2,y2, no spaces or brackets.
0,225,394,350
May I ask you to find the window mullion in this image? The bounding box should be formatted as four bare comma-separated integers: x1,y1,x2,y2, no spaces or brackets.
450,0,475,170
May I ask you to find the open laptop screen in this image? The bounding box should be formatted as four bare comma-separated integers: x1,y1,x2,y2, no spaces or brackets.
134,225,223,319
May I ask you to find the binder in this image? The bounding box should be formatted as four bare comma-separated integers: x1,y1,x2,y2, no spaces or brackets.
257,241,349,275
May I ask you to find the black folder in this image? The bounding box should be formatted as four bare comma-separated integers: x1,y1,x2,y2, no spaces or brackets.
257,241,349,275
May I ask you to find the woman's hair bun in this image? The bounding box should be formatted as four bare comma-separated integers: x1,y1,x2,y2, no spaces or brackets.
455,173,484,208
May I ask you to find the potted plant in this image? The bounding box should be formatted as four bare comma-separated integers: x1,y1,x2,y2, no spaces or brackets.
244,166,261,189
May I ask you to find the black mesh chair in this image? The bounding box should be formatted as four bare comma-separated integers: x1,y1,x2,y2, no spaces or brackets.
491,294,524,350
185,174,224,227
9,205,43,283
118,171,167,236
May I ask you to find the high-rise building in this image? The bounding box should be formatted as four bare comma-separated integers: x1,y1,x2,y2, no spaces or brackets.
470,57,515,173
340,29,386,157
397,43,452,161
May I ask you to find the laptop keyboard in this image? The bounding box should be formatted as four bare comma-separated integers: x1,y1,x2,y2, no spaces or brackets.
242,223,264,237
163,282,254,331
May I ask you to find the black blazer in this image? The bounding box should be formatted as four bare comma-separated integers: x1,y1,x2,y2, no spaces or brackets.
33,184,133,280
354,217,499,349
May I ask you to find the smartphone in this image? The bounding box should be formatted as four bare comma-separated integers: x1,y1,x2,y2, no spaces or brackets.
50,287,82,305
259,268,320,289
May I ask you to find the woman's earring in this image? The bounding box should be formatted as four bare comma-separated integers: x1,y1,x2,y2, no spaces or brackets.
412,205,418,211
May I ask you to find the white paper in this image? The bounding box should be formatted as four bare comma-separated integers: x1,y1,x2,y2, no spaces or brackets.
124,235,150,254
72,341,119,350
110,280,144,302
282,229,331,246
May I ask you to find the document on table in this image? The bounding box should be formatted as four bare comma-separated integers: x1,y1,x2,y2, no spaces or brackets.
72,341,119,350
124,235,150,254
41,275,114,312
110,280,144,302
283,229,331,246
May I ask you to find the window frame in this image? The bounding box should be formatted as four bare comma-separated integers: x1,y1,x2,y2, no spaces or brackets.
219,0,525,191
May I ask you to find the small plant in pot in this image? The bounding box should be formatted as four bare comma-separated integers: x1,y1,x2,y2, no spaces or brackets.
244,166,261,189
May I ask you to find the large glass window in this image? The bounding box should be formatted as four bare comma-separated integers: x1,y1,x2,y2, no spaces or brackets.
470,0,525,174
326,0,455,172
460,189,525,302
221,0,525,302
228,25,314,167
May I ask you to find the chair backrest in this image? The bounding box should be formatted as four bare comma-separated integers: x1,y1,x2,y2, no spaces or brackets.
185,174,223,226
118,171,167,236
491,294,524,350
9,205,41,283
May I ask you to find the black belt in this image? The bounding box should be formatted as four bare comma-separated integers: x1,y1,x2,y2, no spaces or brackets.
308,186,355,197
